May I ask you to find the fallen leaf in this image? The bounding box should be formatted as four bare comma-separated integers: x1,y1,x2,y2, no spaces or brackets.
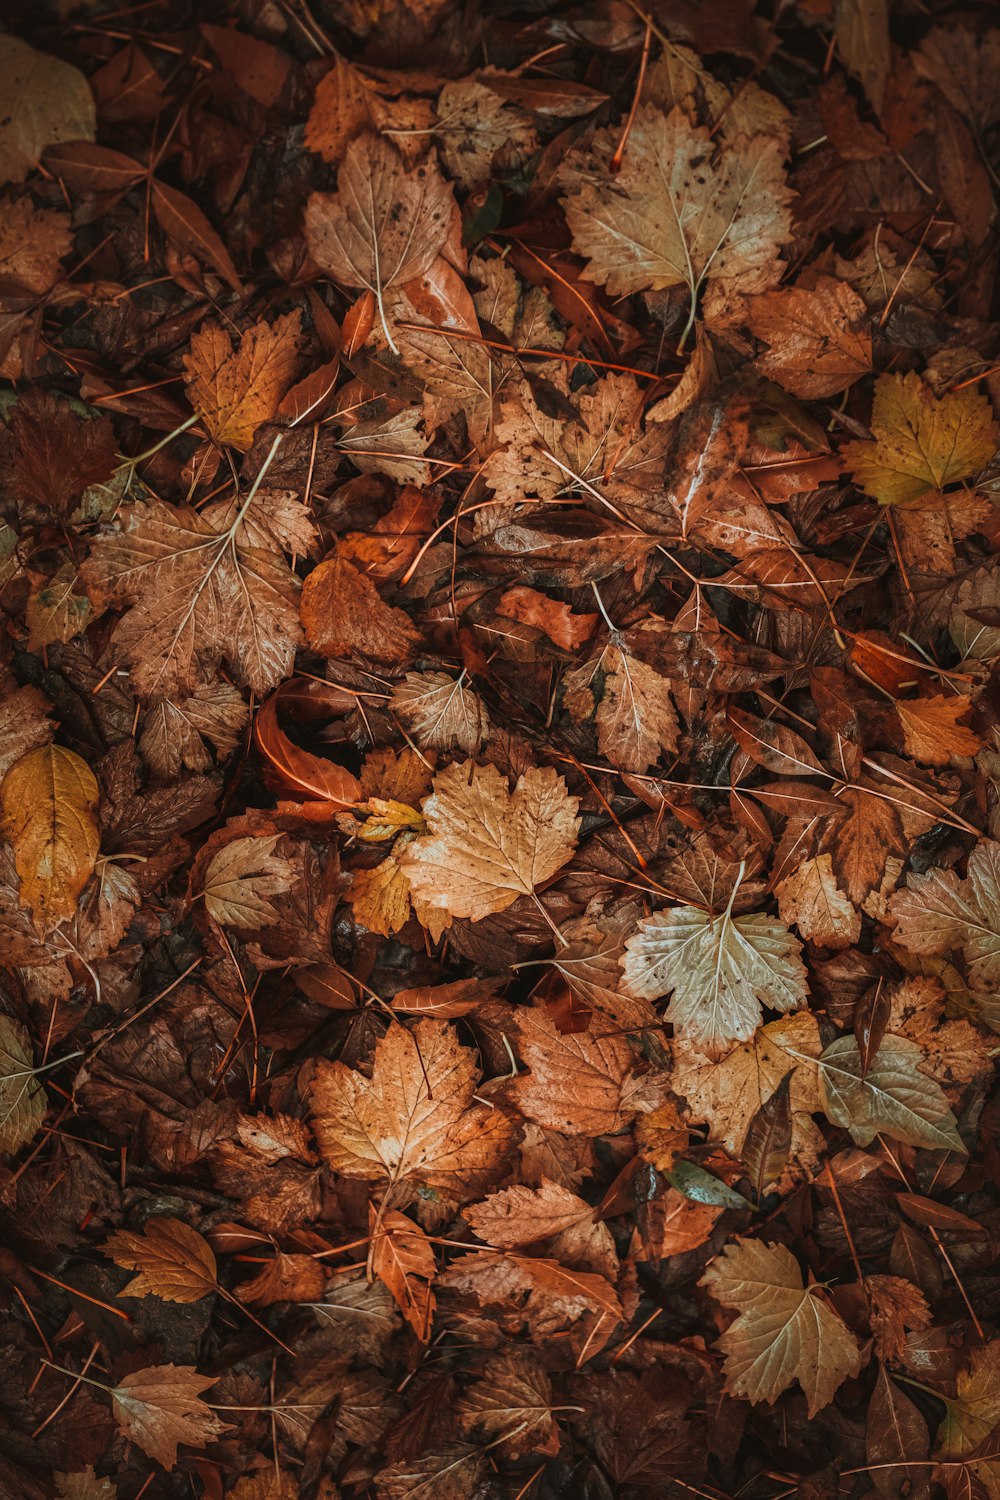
1,744,100,931
509,1004,651,1136
700,1238,863,1416
843,372,998,506
305,134,454,349
456,1348,559,1458
747,276,872,398
81,490,313,699
300,554,420,664
895,695,980,764
110,1364,227,1471
818,1033,966,1151
308,1021,517,1212
562,106,791,330
622,902,808,1057
104,1217,218,1302
889,840,1000,994
0,37,95,184
369,1205,436,1341
390,671,490,753
0,1015,46,1155
775,853,861,950
401,760,580,924
183,312,303,452
200,834,297,929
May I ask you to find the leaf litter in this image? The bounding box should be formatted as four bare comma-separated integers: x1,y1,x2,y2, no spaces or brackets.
0,1,999,1497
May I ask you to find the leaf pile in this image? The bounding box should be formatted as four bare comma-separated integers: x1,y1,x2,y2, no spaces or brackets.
0,2,999,1498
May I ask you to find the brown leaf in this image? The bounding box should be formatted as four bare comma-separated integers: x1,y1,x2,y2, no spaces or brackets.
300,554,420,664
183,312,303,452
1,744,100,931
401,760,580,924
151,180,243,294
110,1364,227,1471
200,834,297,929
81,490,314,699
308,1021,517,1212
305,134,454,350
509,1005,652,1136
747,276,872,397
456,1348,559,1458
369,1205,436,1340
104,1217,218,1302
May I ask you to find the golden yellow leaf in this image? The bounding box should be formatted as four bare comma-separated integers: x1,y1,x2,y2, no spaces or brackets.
895,694,981,765
1,743,99,930
843,372,998,506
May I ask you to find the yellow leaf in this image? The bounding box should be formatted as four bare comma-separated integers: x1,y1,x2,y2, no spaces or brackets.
844,372,998,506
1,744,99,930
896,694,981,765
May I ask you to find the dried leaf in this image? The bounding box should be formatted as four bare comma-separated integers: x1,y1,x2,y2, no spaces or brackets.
183,312,303,452
0,1015,46,1155
1,744,100,930
104,1217,217,1302
747,276,872,398
0,37,95,184
401,760,580,924
200,834,297,929
110,1364,227,1471
622,902,808,1057
818,1033,966,1152
701,1238,863,1416
308,1021,517,1210
843,373,998,506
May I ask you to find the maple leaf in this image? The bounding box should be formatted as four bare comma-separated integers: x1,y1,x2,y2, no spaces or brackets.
110,1364,227,1470
775,853,861,950
888,840,1000,995
456,1348,559,1459
1,744,100,931
439,1252,622,1349
747,276,872,398
139,681,248,781
465,1178,618,1280
401,760,579,924
390,671,490,754
843,372,998,506
308,1021,517,1213
671,1011,824,1175
700,1238,863,1416
561,106,792,340
509,1004,654,1136
621,897,807,1057
0,37,95,184
935,1344,1000,1461
200,834,296,929
104,1216,218,1302
0,1015,46,1155
433,79,538,191
304,133,454,351
25,563,92,651
865,1274,932,1362
0,196,71,297
818,1033,966,1152
182,311,302,452
80,489,314,699
54,1469,117,1500
895,694,980,765
374,1445,482,1500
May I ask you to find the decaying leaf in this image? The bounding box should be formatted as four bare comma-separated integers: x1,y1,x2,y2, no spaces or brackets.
0,1015,46,1155
308,1021,517,1212
110,1365,227,1470
104,1217,218,1302
1,744,100,930
401,760,580,923
622,901,808,1057
701,1238,863,1416
818,1033,966,1152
